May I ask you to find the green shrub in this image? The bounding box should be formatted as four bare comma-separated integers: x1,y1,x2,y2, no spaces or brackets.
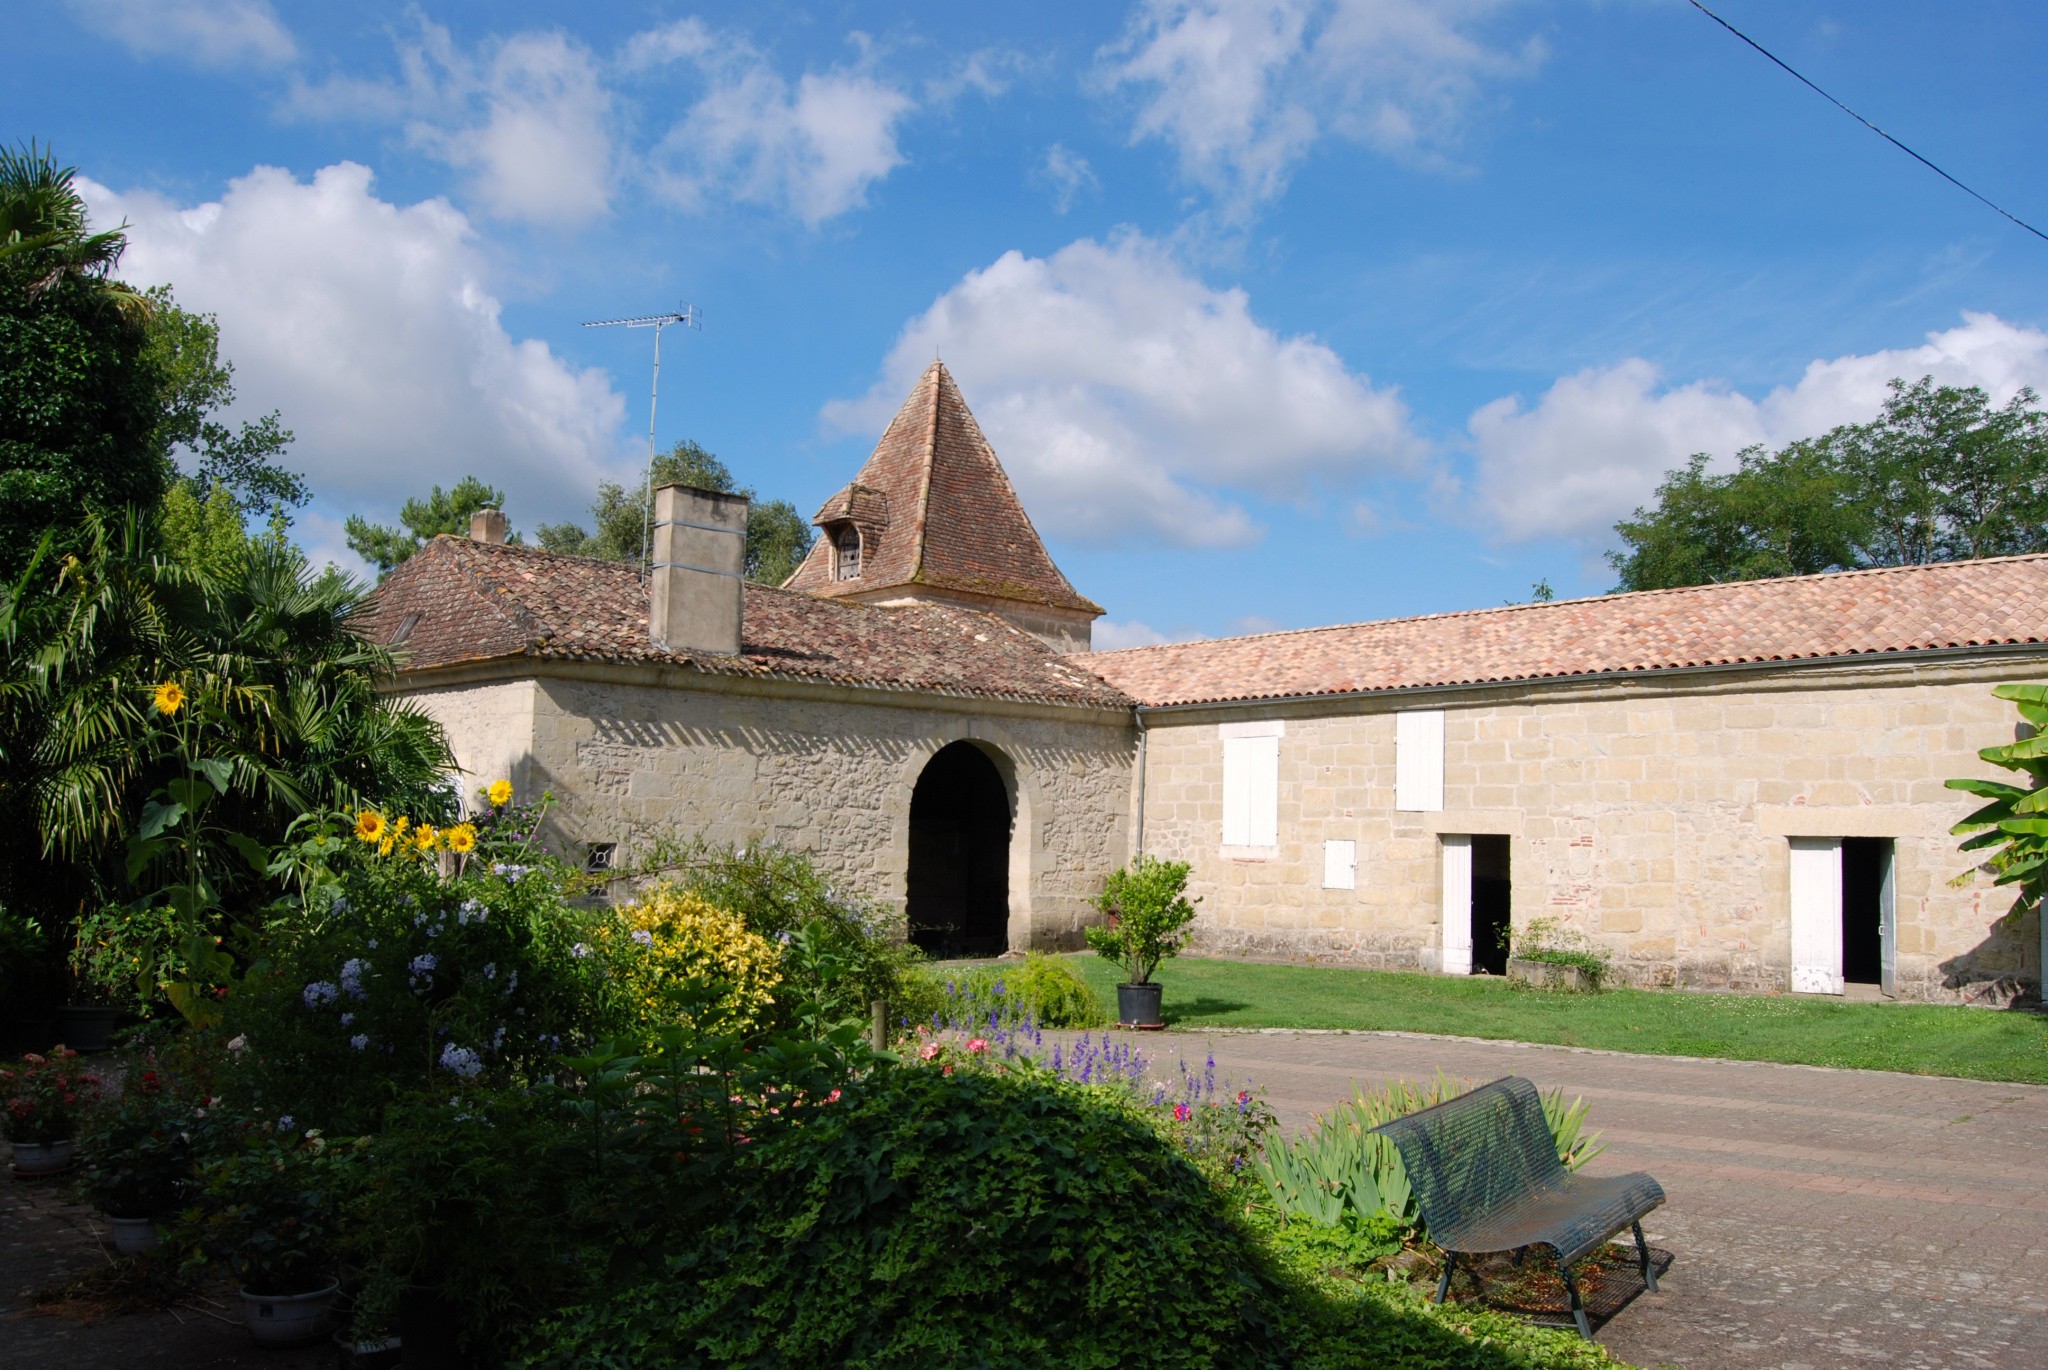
1085,855,1199,985
899,952,1108,1033
520,1060,1292,1369
1509,917,1613,986
218,834,611,1134
1255,1074,1602,1232
632,838,918,1024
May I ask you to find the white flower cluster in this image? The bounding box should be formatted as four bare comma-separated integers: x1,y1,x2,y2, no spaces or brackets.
438,1043,484,1078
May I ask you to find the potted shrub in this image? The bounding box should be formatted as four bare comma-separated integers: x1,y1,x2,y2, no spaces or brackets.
180,1124,356,1345
1505,916,1612,992
1085,856,1200,1029
1,1047,102,1175
77,1067,196,1255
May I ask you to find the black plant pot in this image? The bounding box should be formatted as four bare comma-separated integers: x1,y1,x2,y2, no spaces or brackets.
399,1285,461,1368
57,1006,119,1053
1116,981,1164,1029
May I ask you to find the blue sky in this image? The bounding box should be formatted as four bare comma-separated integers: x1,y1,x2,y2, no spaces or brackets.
13,1,2048,647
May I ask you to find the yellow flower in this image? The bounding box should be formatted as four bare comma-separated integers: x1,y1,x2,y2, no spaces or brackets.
611,887,782,1037
152,681,185,716
412,823,440,853
354,810,387,844
445,823,477,854
392,816,410,841
378,835,396,857
487,779,514,807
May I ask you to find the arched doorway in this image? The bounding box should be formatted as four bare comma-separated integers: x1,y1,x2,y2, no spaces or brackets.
907,741,1012,957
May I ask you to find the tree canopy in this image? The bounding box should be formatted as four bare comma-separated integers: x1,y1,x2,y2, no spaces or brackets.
344,475,515,574
534,439,816,584
0,143,168,579
1610,377,2048,591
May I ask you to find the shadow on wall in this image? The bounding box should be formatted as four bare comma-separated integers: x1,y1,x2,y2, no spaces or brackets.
1937,892,2039,1007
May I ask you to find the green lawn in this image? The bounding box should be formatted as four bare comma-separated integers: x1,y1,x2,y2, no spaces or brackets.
1062,954,2048,1085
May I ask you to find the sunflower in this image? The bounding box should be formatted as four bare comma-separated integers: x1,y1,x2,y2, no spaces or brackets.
487,779,514,807
412,823,440,853
354,810,387,844
152,681,186,716
392,816,410,842
444,823,477,854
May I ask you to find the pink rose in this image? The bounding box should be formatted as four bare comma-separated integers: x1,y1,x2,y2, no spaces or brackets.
966,1038,988,1054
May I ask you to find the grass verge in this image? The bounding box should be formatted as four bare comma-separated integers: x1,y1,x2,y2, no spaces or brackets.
1063,954,2048,1084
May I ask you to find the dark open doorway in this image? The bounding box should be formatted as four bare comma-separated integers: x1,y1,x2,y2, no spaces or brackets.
907,741,1012,958
1472,835,1511,976
1842,838,1890,986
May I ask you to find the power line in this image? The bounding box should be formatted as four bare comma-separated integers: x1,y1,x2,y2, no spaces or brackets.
1685,0,2048,245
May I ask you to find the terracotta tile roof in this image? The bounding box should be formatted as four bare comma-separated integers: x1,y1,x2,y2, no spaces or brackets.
1083,555,2048,708
360,537,1131,709
784,360,1102,615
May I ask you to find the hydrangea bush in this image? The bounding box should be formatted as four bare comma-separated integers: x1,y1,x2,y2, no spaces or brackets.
219,790,614,1132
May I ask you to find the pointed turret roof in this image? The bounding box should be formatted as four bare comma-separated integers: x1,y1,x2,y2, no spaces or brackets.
785,360,1102,615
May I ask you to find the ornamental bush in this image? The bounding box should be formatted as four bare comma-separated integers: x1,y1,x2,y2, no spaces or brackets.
520,1060,1294,1369
595,886,783,1039
218,827,612,1134
1086,855,1200,985
898,952,1109,1034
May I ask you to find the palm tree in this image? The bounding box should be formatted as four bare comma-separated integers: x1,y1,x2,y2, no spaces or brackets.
0,513,453,991
0,141,148,312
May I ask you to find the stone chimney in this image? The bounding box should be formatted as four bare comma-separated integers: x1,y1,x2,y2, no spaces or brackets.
468,507,509,545
649,484,749,656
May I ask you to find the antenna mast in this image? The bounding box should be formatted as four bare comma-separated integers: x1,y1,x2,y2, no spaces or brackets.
581,305,702,578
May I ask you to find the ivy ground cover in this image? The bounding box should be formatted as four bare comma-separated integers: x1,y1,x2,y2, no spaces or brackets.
1065,956,2048,1084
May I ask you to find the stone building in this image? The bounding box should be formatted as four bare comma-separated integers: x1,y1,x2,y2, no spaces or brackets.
366,361,2048,1004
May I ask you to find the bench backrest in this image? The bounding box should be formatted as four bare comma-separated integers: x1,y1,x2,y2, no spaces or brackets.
1369,1076,1565,1238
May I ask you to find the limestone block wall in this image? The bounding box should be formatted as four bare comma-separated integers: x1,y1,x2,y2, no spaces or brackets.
411,664,1134,950
1135,655,2045,1004
400,678,538,805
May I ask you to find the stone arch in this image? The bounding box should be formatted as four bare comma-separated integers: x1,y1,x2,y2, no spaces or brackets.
886,728,1040,955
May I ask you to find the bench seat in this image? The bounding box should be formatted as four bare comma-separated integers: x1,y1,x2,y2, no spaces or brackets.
1372,1075,1666,1339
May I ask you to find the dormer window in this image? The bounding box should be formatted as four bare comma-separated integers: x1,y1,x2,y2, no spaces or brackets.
833,524,862,580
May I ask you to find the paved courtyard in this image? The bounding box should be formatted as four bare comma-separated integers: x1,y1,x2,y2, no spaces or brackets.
1174,1028,2048,1369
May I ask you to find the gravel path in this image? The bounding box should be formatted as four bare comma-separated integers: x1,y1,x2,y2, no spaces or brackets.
1163,1027,2048,1369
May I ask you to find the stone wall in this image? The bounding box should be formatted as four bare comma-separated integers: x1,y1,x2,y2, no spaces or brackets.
1135,654,2046,1004
405,662,1134,950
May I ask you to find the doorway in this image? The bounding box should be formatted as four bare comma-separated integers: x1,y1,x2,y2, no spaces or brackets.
1472,835,1512,976
907,741,1013,958
1842,838,1891,987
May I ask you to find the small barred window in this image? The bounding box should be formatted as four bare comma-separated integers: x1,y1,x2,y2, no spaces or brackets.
833,525,862,580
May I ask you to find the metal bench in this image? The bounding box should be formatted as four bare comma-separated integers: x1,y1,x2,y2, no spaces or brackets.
1370,1075,1665,1339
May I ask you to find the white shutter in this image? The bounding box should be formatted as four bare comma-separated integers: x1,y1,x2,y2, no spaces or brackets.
1440,835,1473,975
1396,710,1445,812
1789,838,1844,994
1322,840,1356,890
1222,734,1279,847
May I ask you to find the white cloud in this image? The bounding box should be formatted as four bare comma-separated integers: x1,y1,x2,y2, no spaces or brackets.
825,232,1421,548
1036,144,1099,214
1099,0,1541,208
1094,619,1209,651
628,20,915,227
66,0,296,68
82,163,629,528
1467,312,2048,542
291,22,613,228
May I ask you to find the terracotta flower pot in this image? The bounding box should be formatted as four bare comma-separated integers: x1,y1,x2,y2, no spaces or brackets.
9,1139,75,1176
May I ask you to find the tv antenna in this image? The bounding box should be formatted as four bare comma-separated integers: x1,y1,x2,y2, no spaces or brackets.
581,305,703,577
